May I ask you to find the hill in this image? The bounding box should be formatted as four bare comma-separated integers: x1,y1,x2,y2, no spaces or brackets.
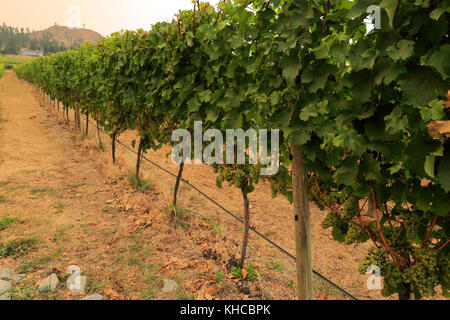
31,25,102,47
1,24,103,55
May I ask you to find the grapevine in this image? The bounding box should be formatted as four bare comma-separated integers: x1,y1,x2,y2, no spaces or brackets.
14,0,449,299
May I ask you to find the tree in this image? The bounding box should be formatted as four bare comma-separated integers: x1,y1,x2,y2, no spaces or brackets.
4,37,19,54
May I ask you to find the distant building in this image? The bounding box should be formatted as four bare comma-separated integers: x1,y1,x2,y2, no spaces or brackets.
20,49,43,57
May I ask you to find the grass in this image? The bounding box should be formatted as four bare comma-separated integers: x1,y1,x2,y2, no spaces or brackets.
127,171,153,192
231,262,260,281
53,225,73,243
265,260,284,274
18,259,37,273
140,263,162,299
86,279,108,296
313,277,349,299
0,217,18,230
0,54,34,65
0,194,6,203
0,180,11,187
211,221,224,236
30,188,49,194
10,278,40,300
169,205,191,230
0,239,36,258
215,272,224,283
53,201,65,211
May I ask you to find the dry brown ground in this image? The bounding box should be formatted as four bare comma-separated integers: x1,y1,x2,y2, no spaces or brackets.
0,70,438,300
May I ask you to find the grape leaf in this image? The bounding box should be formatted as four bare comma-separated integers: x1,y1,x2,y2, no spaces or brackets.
279,54,302,86
399,67,447,106
425,44,450,79
437,154,450,193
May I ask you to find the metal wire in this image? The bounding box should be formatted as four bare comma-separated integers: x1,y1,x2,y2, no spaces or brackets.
78,113,359,300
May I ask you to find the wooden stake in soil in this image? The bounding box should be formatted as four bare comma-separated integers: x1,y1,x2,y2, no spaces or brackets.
74,108,77,131
290,139,314,300
112,132,117,164
96,119,102,147
367,199,376,218
85,113,89,136
173,161,185,206
399,284,412,300
240,185,250,269
75,104,81,133
136,138,144,181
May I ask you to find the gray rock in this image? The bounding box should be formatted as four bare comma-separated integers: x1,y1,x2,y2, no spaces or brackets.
162,279,178,293
0,280,13,300
0,268,24,282
67,273,88,295
80,294,103,300
0,268,17,280
15,274,26,281
37,274,59,293
0,268,26,282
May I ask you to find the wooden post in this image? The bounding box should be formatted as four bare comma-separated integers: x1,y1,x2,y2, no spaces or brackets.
96,119,102,147
74,108,78,131
367,199,376,218
75,104,81,132
136,138,144,181
290,140,313,300
85,113,89,135
112,132,117,164
240,187,250,269
399,284,412,300
173,161,185,206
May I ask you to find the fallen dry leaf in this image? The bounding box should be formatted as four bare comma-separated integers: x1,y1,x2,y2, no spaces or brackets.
242,269,248,280
105,284,120,299
428,120,450,140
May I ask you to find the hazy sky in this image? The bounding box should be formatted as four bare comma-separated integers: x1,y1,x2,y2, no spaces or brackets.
1,0,220,36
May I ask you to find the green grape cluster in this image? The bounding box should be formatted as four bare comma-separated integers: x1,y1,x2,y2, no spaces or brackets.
358,246,444,298
403,215,418,243
358,248,389,275
342,197,359,221
321,211,340,229
269,165,291,200
380,262,406,297
404,263,438,298
307,177,337,210
350,182,370,199
409,248,440,297
358,249,409,297
216,166,245,189
414,247,438,271
382,226,411,254
437,252,450,295
344,223,369,245
214,163,261,193
307,177,322,208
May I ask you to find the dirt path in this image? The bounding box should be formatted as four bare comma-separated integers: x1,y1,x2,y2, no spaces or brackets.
0,71,162,299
